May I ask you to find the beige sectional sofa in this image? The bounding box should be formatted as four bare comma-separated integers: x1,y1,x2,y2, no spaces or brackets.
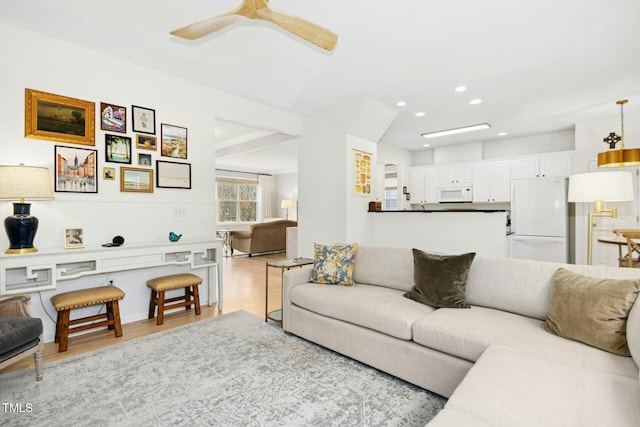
282,245,640,426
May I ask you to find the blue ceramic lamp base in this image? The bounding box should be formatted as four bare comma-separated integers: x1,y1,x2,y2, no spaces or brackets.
4,202,39,254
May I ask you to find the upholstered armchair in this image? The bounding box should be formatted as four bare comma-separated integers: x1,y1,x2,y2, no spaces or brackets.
0,294,44,380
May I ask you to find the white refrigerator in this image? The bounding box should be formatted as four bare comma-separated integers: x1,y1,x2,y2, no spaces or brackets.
511,177,568,263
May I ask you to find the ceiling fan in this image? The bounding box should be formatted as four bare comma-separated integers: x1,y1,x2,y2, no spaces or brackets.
170,0,338,51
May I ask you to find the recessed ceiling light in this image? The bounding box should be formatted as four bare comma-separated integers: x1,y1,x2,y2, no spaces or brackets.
454,86,467,92
469,99,483,105
396,101,407,107
415,111,426,117
422,123,491,139
497,132,508,136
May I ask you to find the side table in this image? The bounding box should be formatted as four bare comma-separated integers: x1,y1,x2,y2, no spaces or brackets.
265,257,314,323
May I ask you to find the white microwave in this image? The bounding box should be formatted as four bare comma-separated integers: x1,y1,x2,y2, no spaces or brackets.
438,186,473,203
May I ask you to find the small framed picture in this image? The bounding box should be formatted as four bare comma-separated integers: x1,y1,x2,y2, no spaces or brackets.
103,167,116,180
105,134,132,164
161,123,188,159
54,145,98,193
121,167,153,193
138,153,152,166
136,134,157,151
132,105,156,134
64,228,84,249
156,160,191,189
100,102,127,133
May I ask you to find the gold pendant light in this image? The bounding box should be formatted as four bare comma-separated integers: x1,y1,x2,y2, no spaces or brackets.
598,99,640,167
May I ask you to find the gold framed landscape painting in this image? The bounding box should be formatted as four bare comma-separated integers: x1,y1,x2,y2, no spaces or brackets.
120,167,153,193
25,88,95,146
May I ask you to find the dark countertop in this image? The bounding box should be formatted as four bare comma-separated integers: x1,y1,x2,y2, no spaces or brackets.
368,209,508,213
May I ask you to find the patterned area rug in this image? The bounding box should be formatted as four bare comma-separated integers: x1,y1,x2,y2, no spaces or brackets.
1,311,445,426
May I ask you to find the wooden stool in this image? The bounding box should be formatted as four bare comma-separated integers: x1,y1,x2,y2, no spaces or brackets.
50,286,125,352
147,273,202,325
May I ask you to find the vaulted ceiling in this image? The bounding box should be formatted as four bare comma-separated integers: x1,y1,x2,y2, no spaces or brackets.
3,1,640,173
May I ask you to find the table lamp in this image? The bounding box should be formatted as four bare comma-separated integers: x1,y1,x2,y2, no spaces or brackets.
568,171,634,265
281,199,294,220
0,164,54,254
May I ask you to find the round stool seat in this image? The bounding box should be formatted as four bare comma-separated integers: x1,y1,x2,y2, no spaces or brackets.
51,286,125,311
146,273,202,292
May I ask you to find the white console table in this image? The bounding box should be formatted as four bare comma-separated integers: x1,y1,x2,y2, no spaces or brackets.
0,239,224,308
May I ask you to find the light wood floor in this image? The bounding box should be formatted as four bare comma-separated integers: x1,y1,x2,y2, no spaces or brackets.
1,252,287,375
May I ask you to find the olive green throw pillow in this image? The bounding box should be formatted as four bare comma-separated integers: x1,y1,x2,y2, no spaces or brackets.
404,249,476,308
542,268,640,356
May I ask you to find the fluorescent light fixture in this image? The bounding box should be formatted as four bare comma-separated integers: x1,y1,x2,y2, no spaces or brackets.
497,132,508,136
414,111,426,117
423,143,431,147
469,98,483,105
396,101,407,107
422,123,491,139
454,86,467,92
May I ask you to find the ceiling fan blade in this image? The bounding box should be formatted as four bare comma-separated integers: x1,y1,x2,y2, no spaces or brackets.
257,8,338,51
170,15,241,40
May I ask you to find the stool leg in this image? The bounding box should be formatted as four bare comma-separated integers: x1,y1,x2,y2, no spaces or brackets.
58,309,70,352
55,311,62,343
148,290,157,320
111,300,123,338
106,301,115,330
156,290,165,325
185,286,191,311
193,285,201,316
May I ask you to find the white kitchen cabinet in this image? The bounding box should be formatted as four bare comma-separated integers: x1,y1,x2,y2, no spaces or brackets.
511,154,571,179
409,166,438,204
438,164,473,186
409,167,425,204
473,161,511,202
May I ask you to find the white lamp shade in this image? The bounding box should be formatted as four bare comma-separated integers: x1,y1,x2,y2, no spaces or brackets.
281,199,295,209
568,171,634,202
0,164,54,200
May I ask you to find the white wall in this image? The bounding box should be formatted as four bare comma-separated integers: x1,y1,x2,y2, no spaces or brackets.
0,23,303,250
0,23,302,338
297,97,397,257
274,171,298,220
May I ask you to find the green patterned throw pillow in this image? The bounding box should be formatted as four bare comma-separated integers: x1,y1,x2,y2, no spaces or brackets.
310,243,358,286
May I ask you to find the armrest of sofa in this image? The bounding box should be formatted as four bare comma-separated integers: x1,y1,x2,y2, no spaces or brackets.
282,266,313,332
230,229,252,239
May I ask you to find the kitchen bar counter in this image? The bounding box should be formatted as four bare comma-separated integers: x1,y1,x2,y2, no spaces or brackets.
366,210,508,257
368,209,508,213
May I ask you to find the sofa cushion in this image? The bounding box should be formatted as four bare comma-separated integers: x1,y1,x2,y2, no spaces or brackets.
310,242,358,286
412,306,639,378
404,249,475,308
289,282,434,340
427,408,493,427
465,255,640,321
352,246,415,292
441,344,640,427
542,268,640,356
0,316,43,355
